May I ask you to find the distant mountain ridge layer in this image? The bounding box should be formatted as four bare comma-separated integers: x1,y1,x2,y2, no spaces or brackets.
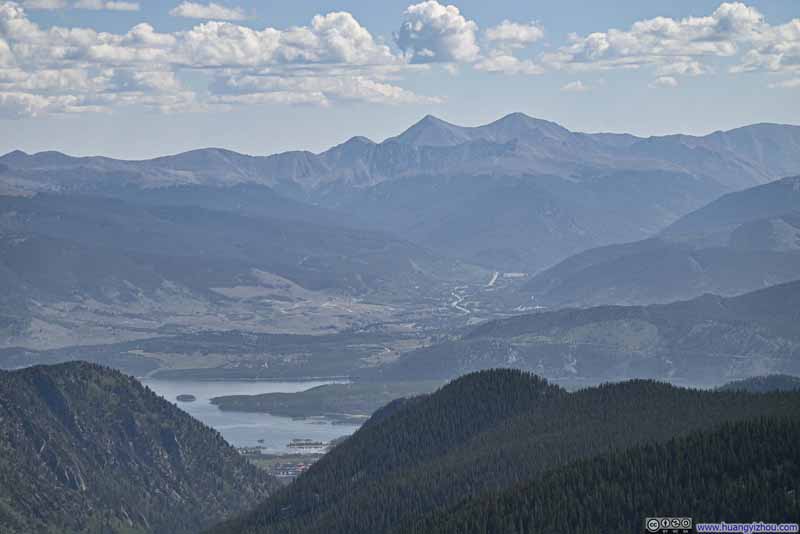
4,114,800,273
375,280,800,385
523,174,800,305
3,115,800,195
0,362,280,534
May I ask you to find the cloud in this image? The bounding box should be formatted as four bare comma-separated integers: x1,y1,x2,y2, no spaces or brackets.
10,0,791,117
485,20,543,48
212,72,443,106
0,1,437,117
393,2,546,76
74,0,140,11
169,2,246,21
208,91,327,107
732,18,800,74
475,20,544,75
0,36,12,66
649,76,678,88
23,0,139,9
768,78,800,89
106,68,183,93
0,2,397,70
20,0,65,9
0,91,99,117
474,52,543,75
655,60,708,77
546,2,765,72
560,80,588,92
395,1,480,63
175,13,397,68
542,2,800,88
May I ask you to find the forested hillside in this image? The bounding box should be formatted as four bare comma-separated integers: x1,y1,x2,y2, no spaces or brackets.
0,362,280,534
719,374,800,393
408,417,800,534
208,369,800,534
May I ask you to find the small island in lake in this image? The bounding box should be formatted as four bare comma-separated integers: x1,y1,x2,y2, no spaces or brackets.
176,394,197,403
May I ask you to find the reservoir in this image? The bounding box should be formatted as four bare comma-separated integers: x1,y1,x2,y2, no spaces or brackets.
143,379,360,453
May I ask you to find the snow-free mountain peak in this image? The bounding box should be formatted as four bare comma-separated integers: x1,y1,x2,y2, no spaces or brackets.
3,115,800,198
388,114,473,147
478,112,571,143
0,150,76,169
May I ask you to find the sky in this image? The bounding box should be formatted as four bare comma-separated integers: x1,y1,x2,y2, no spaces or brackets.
0,0,798,159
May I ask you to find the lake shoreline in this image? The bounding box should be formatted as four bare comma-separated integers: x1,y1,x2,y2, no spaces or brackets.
143,378,361,453
141,373,353,383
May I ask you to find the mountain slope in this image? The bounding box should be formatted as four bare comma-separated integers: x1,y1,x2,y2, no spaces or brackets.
524,175,800,305
117,183,350,227
4,116,800,272
409,417,800,534
342,170,722,271
208,369,800,534
0,192,480,350
378,280,800,385
0,362,280,534
719,374,800,393
4,116,799,196
664,174,800,243
0,193,452,295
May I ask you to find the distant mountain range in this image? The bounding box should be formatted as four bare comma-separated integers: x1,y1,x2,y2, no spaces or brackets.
524,175,800,306
0,362,279,534
4,114,800,272
3,114,800,361
4,114,799,194
375,280,800,386
209,369,800,534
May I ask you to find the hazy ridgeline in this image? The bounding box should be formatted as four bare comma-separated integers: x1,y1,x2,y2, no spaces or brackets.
2,113,800,534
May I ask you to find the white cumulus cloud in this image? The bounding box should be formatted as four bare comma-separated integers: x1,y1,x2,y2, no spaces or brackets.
485,20,543,48
175,12,397,68
546,3,763,71
474,52,543,75
395,1,480,63
543,2,800,88
169,2,246,21
732,18,800,74
0,1,439,117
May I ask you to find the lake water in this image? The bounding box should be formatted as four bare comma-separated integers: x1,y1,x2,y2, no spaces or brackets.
143,379,360,453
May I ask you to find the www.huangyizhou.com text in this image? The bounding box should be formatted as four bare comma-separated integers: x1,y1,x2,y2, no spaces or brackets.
695,522,800,533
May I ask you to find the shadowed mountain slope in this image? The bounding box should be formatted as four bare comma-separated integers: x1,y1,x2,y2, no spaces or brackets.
0,362,280,534
4,116,800,272
407,417,800,534
207,369,800,534
524,175,800,305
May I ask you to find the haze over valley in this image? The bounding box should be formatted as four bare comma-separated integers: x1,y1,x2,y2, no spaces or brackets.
2,114,800,385
2,1,800,532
